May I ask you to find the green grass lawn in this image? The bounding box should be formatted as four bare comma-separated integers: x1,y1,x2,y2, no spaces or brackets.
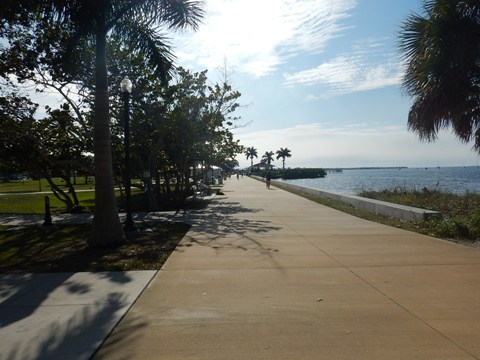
0,188,146,214
0,179,97,213
0,178,95,193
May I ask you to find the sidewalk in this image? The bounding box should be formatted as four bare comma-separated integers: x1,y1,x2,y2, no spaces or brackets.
0,271,157,360
94,176,480,360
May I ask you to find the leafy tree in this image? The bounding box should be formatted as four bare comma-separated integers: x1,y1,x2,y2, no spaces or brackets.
35,104,89,211
0,90,88,210
245,147,258,170
155,67,243,204
0,1,204,246
222,158,239,174
262,151,275,166
0,90,38,179
0,84,92,207
399,0,480,151
276,147,292,170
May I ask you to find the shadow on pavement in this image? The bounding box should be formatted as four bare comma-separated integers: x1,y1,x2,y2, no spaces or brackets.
175,199,283,265
0,272,133,326
4,292,146,360
0,272,143,360
192,200,282,236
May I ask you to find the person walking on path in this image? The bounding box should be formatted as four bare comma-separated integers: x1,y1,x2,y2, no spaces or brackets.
265,171,272,189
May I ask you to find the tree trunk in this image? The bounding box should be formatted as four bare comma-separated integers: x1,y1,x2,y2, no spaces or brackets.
45,176,74,211
88,28,125,246
62,175,81,210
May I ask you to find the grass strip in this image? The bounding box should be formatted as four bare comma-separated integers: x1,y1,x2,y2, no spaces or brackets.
0,190,146,214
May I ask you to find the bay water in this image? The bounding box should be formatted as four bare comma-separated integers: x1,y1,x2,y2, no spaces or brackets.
282,166,480,195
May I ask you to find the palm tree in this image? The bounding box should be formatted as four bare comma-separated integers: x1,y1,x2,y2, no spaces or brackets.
276,147,291,170
12,1,204,246
262,151,275,166
245,146,258,170
399,0,480,152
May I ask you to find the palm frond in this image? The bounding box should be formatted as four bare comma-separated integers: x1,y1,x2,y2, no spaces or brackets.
132,0,205,30
399,0,480,152
115,20,175,84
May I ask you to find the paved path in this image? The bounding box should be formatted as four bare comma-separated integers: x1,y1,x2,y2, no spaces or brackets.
0,271,157,360
94,176,480,360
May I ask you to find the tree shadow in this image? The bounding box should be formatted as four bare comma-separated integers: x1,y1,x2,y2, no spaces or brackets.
3,291,147,360
0,272,133,327
176,199,285,268
0,214,43,225
0,271,147,360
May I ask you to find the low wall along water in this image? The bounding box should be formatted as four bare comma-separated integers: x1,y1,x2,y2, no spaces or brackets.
266,178,442,221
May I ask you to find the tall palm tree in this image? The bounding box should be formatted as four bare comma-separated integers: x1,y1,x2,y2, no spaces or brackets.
262,151,275,166
276,147,291,170
399,0,480,152
245,146,258,170
10,1,204,246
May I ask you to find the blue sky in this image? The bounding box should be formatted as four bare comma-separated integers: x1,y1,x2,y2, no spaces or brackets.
171,0,480,169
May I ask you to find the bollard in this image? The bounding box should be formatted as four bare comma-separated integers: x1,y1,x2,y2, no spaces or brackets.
42,196,53,227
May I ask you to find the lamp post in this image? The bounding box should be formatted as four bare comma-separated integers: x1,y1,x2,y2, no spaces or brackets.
120,77,136,231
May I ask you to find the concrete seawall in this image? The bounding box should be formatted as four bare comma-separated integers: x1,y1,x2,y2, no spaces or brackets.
268,178,442,221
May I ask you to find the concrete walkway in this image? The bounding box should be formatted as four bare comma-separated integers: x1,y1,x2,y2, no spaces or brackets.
0,271,157,360
94,176,480,360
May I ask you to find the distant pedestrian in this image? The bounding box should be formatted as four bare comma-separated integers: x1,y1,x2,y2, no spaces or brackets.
266,172,272,189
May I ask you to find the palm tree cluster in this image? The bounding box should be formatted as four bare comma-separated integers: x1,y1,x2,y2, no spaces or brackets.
244,147,292,171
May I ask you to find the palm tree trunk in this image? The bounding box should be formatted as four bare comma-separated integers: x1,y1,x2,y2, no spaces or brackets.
88,27,125,246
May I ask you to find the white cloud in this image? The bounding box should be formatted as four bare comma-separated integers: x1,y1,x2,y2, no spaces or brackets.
283,39,403,97
235,123,480,168
172,0,357,76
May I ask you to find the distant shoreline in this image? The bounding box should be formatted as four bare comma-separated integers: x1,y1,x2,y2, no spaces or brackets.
324,167,407,171
324,165,479,171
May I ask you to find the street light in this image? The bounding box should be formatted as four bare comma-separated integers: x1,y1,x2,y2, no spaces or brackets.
120,77,136,231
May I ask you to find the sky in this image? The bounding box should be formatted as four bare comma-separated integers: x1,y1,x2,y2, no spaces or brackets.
170,0,480,169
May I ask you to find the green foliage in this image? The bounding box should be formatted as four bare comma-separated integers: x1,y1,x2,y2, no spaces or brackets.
245,146,258,168
0,91,39,177
262,151,275,165
281,168,327,180
399,0,480,151
360,188,480,241
276,147,292,170
1,0,206,246
0,2,245,221
148,67,244,206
